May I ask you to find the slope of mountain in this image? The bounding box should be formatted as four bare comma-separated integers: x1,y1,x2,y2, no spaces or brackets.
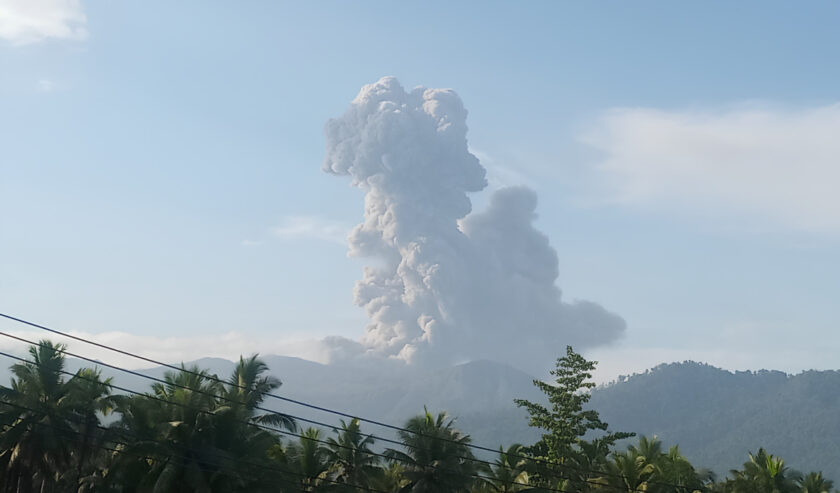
589,361,840,478
253,357,544,449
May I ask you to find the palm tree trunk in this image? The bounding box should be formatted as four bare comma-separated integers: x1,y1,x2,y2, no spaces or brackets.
74,424,90,492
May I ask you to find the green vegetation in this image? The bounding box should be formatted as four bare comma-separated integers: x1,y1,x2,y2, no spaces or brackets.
514,345,634,490
0,341,835,492
587,361,840,480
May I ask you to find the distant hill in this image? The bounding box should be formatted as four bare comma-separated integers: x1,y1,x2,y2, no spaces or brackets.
589,361,840,478
247,358,840,478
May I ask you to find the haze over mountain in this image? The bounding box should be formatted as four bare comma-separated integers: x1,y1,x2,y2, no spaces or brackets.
66,355,543,451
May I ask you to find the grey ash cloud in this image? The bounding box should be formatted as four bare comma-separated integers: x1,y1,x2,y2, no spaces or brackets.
320,77,625,373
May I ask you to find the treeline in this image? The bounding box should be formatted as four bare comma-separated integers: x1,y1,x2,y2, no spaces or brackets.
0,341,834,492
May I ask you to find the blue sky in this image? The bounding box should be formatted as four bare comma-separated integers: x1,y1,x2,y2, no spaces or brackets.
2,1,839,379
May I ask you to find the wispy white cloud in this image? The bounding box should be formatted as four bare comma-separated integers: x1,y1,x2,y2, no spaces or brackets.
0,0,87,45
271,215,349,245
582,103,840,234
240,239,263,247
0,329,330,369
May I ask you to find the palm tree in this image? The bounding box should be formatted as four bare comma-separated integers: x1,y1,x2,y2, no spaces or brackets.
325,418,380,489
478,444,531,492
798,472,833,493
568,438,612,486
627,436,663,465
210,355,293,491
100,392,166,490
221,355,295,431
654,444,709,493
270,427,331,491
599,449,656,493
385,408,477,493
108,358,290,492
0,341,113,493
371,462,409,493
728,449,800,493
63,367,117,491
595,436,708,493
107,365,224,491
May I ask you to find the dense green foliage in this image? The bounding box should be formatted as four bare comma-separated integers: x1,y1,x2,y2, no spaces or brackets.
516,347,630,448
0,341,836,492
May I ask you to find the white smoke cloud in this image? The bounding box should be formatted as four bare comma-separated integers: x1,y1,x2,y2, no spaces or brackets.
321,77,625,373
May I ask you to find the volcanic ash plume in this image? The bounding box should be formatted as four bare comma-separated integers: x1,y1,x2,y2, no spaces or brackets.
323,77,624,372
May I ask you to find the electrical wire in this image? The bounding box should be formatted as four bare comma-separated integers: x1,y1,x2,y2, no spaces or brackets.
0,400,344,493
0,313,702,492
0,348,602,493
0,312,704,492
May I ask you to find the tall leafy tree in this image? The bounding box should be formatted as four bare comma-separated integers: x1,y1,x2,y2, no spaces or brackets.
514,346,632,490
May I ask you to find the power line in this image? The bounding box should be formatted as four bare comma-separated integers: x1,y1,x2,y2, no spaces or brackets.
0,312,531,450
0,313,551,456
0,347,594,493
0,313,697,492
0,325,616,491
0,401,339,493
0,312,701,492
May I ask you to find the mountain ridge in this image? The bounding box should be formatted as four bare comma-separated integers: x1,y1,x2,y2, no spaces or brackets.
5,350,839,478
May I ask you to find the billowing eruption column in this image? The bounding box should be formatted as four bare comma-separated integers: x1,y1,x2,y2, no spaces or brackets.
323,77,624,372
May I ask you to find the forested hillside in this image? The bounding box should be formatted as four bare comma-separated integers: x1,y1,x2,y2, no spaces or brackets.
590,361,840,478
2,341,838,491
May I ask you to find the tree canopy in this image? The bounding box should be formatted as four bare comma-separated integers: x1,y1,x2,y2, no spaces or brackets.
0,340,834,492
